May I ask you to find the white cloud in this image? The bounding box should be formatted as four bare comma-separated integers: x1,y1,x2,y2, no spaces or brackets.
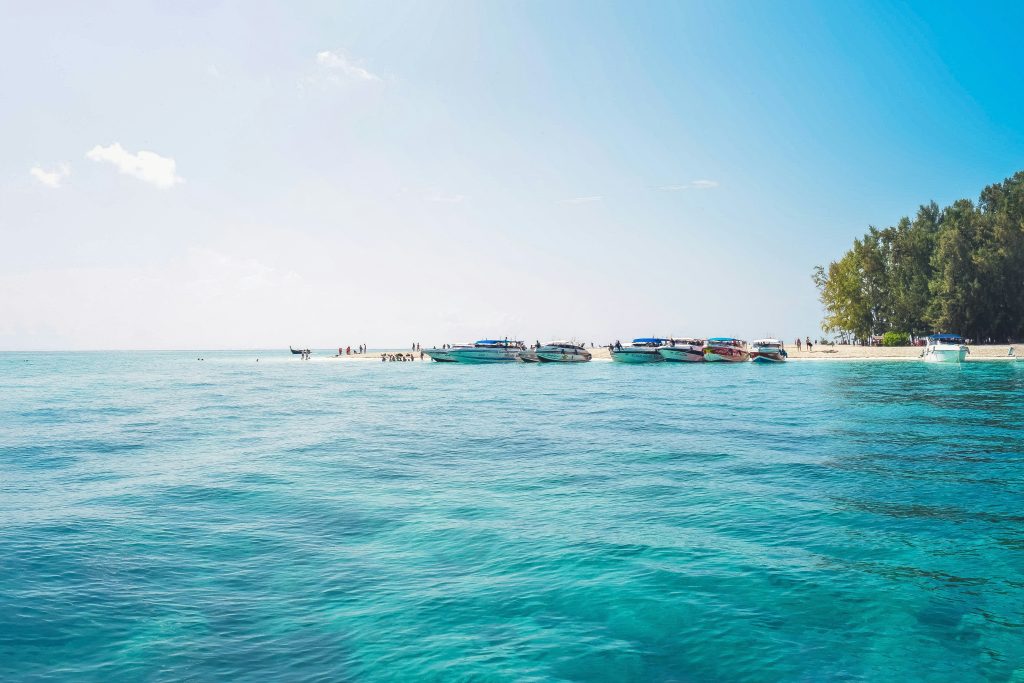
29,162,71,188
658,179,719,191
558,195,602,204
315,50,381,82
86,143,183,189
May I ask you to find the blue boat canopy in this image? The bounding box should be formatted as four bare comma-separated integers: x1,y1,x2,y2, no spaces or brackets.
632,338,669,344
927,334,963,342
707,337,742,342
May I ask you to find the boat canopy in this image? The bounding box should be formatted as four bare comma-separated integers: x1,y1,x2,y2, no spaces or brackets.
474,339,523,346
632,337,669,344
707,337,744,343
927,334,964,343
753,338,782,346
545,340,582,348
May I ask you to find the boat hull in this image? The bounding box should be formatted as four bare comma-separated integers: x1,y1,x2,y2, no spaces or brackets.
536,350,591,362
610,349,664,363
518,350,540,362
424,349,458,362
923,345,968,363
658,347,705,362
750,345,786,362
704,346,750,362
446,348,522,363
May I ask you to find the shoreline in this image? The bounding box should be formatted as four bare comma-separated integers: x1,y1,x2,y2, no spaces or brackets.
318,344,1021,363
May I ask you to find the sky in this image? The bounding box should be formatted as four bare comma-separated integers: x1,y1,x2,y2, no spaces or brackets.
2,1,1023,350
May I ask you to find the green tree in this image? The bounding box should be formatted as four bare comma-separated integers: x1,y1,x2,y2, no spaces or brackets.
886,203,939,336
817,172,1024,342
927,199,980,337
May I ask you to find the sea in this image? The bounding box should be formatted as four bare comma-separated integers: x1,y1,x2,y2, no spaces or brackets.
2,351,1023,681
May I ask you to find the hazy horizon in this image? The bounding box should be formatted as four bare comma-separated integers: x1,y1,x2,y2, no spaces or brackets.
4,2,1023,350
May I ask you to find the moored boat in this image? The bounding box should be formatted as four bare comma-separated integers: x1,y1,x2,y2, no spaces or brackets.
658,338,706,362
535,341,591,363
750,338,788,363
703,337,750,362
922,334,969,363
423,344,472,362
518,347,540,362
446,339,526,363
610,338,668,363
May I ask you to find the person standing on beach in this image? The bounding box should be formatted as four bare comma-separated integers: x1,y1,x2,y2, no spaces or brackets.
796,338,801,351
806,337,812,352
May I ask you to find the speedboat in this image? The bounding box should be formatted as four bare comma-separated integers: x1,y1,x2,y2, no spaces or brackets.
658,338,706,362
703,338,750,362
922,334,969,363
518,347,540,362
446,339,526,363
750,338,788,363
610,338,668,363
423,344,472,362
535,341,592,362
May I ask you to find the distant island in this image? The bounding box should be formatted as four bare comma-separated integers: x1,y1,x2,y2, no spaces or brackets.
814,171,1024,343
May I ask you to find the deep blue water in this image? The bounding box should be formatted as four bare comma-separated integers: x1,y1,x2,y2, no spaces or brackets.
2,352,1023,681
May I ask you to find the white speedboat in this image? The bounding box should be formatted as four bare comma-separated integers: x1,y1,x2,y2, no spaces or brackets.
922,334,969,363
750,338,788,363
446,339,526,363
610,338,668,363
423,344,472,362
703,337,750,362
658,338,706,362
535,341,592,363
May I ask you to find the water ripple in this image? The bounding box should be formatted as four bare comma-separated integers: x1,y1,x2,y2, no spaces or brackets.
1,352,1022,680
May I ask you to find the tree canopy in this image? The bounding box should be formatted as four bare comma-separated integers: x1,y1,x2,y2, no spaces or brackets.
814,171,1024,342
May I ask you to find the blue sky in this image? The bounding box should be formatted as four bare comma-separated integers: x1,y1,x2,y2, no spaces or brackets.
2,1,1022,349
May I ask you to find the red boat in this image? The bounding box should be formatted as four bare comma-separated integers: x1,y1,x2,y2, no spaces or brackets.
703,338,750,362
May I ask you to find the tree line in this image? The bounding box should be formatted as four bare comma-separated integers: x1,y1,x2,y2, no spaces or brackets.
813,171,1024,342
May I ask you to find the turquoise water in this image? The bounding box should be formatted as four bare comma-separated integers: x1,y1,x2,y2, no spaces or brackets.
2,352,1023,681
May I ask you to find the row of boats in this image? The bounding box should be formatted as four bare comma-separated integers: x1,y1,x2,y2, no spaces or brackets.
423,338,790,364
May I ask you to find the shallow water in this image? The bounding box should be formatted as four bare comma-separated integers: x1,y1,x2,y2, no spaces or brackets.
2,352,1023,681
